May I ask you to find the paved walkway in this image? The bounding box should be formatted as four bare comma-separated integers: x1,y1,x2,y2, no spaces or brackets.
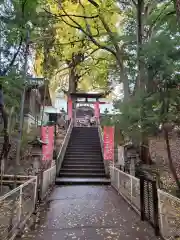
17,186,160,240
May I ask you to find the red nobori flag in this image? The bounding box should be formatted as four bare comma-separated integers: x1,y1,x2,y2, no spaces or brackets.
41,126,54,161
68,98,73,119
103,126,114,161
94,101,100,118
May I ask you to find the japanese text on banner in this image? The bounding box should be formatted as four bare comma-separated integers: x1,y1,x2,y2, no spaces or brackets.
41,126,54,161
103,126,114,161
94,102,100,119
68,98,72,119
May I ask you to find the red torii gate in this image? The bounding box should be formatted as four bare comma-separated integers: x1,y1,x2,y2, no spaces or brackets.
67,92,108,124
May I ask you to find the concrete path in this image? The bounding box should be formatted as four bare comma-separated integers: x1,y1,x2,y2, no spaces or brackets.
17,186,161,240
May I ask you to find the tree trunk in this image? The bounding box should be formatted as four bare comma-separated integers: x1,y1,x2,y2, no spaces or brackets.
120,68,130,102
8,106,14,137
173,0,180,24
164,128,180,191
137,0,145,89
136,0,152,164
139,137,152,165
116,58,130,102
0,105,10,193
68,67,78,94
67,52,83,95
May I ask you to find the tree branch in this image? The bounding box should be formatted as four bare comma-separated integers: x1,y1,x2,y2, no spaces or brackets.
87,0,99,8
1,36,23,76
0,0,27,76
58,3,117,57
87,0,124,66
131,0,137,7
55,66,69,75
146,2,172,39
55,47,99,76
79,69,90,79
44,8,99,19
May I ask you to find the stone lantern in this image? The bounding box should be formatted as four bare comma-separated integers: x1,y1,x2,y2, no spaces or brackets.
28,137,47,175
28,137,47,202
124,142,140,176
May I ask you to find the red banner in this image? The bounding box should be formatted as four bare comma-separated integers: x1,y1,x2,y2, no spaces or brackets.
41,126,54,161
103,126,114,160
68,98,72,119
94,102,100,118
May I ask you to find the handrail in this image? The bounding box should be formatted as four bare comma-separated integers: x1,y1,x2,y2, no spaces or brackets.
158,188,180,203
41,165,56,200
1,175,34,178
0,176,37,201
110,165,141,214
56,119,73,174
111,165,139,181
97,122,104,154
0,176,37,240
110,165,180,239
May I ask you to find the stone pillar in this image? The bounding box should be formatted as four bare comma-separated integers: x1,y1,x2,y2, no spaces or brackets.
130,156,136,176
117,145,125,169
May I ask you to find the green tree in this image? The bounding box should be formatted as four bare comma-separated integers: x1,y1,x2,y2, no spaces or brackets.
115,18,180,189
0,0,50,168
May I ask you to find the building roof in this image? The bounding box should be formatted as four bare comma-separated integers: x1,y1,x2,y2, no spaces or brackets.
26,77,52,106
28,77,44,86
70,92,106,99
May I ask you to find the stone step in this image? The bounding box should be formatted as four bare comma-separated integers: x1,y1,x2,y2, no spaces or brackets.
71,134,99,136
66,151,101,154
68,141,100,144
62,164,104,168
71,133,99,135
63,162,104,166
67,147,101,150
68,142,101,149
67,145,101,147
69,138,100,141
71,139,99,141
66,150,101,153
71,136,99,138
65,154,102,158
65,152,102,155
59,172,106,178
55,177,110,185
64,158,104,162
63,161,104,164
60,168,105,173
58,126,105,181
72,128,98,131
65,152,102,157
66,147,101,150
64,157,103,161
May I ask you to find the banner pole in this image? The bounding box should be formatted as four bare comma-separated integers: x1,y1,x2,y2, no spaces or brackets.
113,127,115,168
112,150,114,168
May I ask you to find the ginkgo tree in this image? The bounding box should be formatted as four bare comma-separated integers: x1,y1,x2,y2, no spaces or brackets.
42,0,174,100
43,0,130,100
34,0,115,96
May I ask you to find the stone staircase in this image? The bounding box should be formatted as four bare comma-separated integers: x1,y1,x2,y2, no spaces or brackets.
56,127,110,185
